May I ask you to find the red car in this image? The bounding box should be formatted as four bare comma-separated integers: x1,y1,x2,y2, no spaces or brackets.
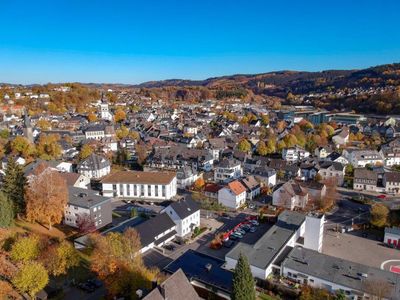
377,194,387,199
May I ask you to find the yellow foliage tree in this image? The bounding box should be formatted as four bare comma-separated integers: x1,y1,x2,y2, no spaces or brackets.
12,262,48,298
114,109,126,123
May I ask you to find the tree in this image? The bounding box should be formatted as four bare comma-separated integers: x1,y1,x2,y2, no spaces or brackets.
232,253,255,300
25,166,68,230
257,141,268,156
36,119,51,130
10,235,40,263
238,139,251,153
36,134,62,160
261,114,270,125
194,177,205,190
87,112,98,123
0,192,14,228
345,164,354,177
2,157,26,215
335,290,346,300
90,228,158,297
79,144,94,160
42,240,80,276
12,262,48,298
317,178,339,210
76,213,96,234
116,125,129,140
10,136,36,158
114,109,126,123
370,204,389,228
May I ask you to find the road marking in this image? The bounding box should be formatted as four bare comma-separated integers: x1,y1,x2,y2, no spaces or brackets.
380,259,400,271
390,265,400,274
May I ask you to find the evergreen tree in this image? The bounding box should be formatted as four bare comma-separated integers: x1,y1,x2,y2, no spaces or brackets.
232,253,256,300
2,157,26,215
0,192,14,228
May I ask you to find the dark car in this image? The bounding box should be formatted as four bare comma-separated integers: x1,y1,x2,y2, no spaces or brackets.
86,279,102,288
163,244,175,251
223,240,234,248
78,283,95,293
229,234,239,241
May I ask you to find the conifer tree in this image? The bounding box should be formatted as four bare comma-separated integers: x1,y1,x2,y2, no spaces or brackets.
0,192,14,228
232,253,256,300
2,157,26,216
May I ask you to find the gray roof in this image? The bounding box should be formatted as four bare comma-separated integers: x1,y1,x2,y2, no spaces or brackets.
168,198,200,220
226,211,305,269
77,153,110,171
354,168,378,181
385,227,400,236
135,213,176,247
283,246,400,299
68,187,110,209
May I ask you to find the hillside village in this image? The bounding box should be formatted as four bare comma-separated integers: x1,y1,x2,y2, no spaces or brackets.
0,83,400,300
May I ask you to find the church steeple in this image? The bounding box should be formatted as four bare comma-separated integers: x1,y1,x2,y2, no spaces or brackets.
23,109,33,143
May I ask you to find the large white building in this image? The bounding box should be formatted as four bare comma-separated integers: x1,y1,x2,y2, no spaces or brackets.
282,147,310,163
214,159,242,183
225,211,325,279
101,171,177,201
163,198,200,238
77,153,111,179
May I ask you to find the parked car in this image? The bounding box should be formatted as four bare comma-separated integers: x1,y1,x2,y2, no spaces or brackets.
250,227,257,233
229,234,239,241
163,244,175,251
377,194,387,199
248,203,256,209
249,220,259,226
231,232,243,239
223,240,234,248
235,229,246,235
240,224,251,232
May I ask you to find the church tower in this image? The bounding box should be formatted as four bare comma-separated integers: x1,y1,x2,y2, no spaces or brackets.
23,109,34,143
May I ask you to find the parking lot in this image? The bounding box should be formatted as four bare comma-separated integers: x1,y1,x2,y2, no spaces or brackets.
322,228,400,269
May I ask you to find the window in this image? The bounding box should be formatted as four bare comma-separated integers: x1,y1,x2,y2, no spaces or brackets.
141,185,144,196
155,186,158,197
127,185,130,196
162,186,166,197
148,185,152,196
113,184,117,191
134,185,137,196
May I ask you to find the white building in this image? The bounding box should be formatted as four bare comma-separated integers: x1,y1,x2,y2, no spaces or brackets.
304,213,325,252
218,180,247,210
282,147,310,163
77,153,111,179
100,102,113,121
163,198,200,238
101,171,177,201
214,159,243,183
225,211,325,279
272,180,309,210
343,149,384,168
64,187,112,230
384,227,400,248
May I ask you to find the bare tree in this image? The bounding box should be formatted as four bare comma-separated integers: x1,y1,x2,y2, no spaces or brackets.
362,279,394,300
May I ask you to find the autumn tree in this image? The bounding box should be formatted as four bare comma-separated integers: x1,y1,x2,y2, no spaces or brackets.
0,192,14,228
116,125,129,140
36,119,51,130
41,240,80,276
79,144,94,160
25,166,68,230
238,139,251,153
12,262,48,298
10,136,36,158
90,228,159,297
114,109,126,123
10,235,40,263
316,178,339,210
362,278,393,300
87,112,98,123
2,157,26,215
261,114,270,125
36,134,62,160
257,141,268,156
370,204,389,228
194,177,205,190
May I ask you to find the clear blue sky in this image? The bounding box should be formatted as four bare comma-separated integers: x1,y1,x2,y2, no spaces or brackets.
1,0,399,84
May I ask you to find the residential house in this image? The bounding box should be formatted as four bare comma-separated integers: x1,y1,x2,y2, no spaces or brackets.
343,149,384,168
143,269,200,300
163,198,200,238
218,180,247,209
204,183,223,199
240,176,261,200
60,172,90,189
282,146,310,163
252,166,277,187
101,171,177,201
380,148,400,167
314,146,332,159
64,187,112,230
77,153,111,179
353,168,378,192
317,161,345,186
332,127,349,147
176,166,200,189
272,180,309,210
214,158,243,183
383,172,400,194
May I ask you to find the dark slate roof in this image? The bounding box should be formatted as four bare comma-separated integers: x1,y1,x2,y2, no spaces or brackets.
143,269,200,300
164,249,233,293
68,187,111,209
135,213,176,247
77,153,110,171
283,246,400,298
354,168,378,181
168,198,200,219
226,211,305,269
384,172,400,183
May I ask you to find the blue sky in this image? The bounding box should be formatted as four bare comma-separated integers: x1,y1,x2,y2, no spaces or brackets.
1,0,399,84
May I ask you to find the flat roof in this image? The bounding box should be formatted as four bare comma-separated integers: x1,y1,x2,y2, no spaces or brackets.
68,187,110,208
101,170,176,185
164,249,233,293
283,246,400,298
